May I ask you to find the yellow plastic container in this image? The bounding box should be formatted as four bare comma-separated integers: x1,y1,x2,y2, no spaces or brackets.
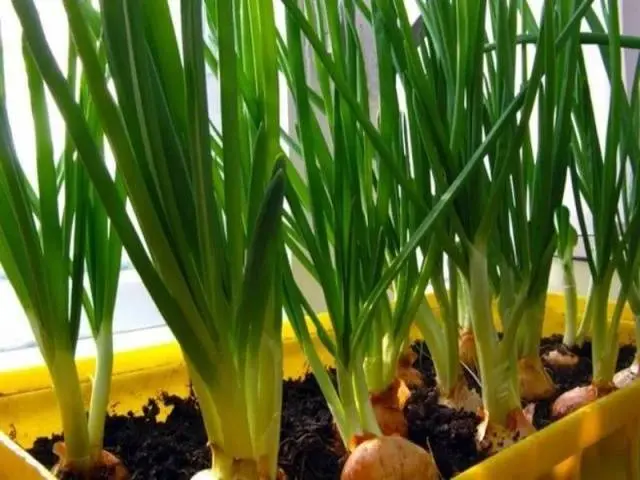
1,293,639,479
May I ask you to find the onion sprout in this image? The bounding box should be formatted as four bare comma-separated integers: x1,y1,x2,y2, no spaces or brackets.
0,20,124,475
554,206,579,347
371,0,595,450
552,0,640,417
13,0,287,478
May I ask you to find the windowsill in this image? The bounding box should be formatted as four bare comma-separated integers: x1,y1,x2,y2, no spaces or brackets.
0,267,170,373
0,253,614,374
0,325,175,373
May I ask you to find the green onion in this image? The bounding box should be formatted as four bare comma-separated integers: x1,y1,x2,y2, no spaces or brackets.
281,2,443,476
13,0,287,477
0,18,124,474
614,55,640,386
280,0,570,456
363,0,481,411
552,0,640,417
502,0,583,403
554,206,579,347
369,0,595,450
282,0,392,445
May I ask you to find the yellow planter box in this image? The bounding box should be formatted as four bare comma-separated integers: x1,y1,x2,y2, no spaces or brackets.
1,293,639,479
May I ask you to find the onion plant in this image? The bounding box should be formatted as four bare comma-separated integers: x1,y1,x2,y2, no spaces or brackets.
280,0,569,462
498,0,582,402
552,0,640,417
614,57,640,387
14,0,287,478
282,0,478,451
0,25,125,476
280,1,482,476
370,0,596,451
367,0,483,411
281,0,423,447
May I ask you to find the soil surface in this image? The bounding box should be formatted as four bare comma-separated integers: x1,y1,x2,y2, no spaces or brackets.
27,337,636,479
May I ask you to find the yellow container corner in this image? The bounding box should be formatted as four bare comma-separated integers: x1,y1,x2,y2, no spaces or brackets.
1,293,639,479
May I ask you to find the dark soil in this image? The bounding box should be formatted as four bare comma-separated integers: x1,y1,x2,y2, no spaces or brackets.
27,337,636,480
408,342,486,478
279,372,345,479
29,394,210,479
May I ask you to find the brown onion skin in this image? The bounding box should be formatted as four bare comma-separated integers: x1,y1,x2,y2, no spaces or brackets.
551,383,615,419
542,349,579,368
370,379,411,437
341,435,439,480
459,330,478,370
518,357,556,402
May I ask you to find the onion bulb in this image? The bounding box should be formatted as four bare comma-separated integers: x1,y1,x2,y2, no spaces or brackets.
341,435,439,480
396,348,423,388
459,329,478,370
613,361,640,389
542,349,579,368
370,379,410,437
518,356,556,401
52,442,128,479
551,384,614,419
476,408,536,455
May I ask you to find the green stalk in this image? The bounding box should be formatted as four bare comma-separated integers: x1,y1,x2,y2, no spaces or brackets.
362,306,399,395
337,364,363,440
469,243,520,426
413,301,448,384
458,270,472,332
630,288,640,365
414,291,464,398
443,315,463,394
590,267,616,387
517,294,547,359
49,350,91,469
352,362,383,436
574,280,595,345
87,321,113,460
562,258,578,346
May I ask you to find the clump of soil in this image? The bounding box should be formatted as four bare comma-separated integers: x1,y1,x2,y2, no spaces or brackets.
26,337,636,479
